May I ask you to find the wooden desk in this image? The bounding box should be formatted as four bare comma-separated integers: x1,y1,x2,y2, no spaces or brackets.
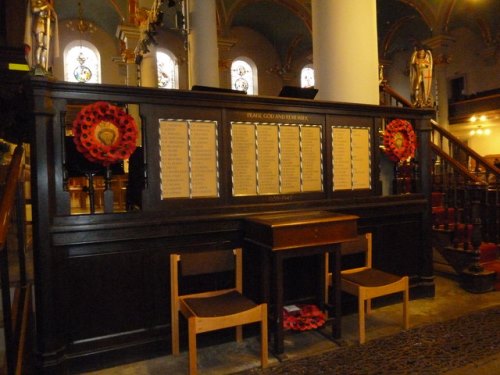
244,211,358,356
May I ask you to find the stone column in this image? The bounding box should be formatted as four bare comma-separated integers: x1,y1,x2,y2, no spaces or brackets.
116,24,141,86
311,0,379,104
188,0,219,88
140,45,158,88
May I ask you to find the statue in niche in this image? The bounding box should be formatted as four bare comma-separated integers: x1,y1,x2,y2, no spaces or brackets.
24,0,59,75
410,46,433,107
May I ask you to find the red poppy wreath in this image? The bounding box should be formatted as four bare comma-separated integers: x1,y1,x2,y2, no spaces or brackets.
383,119,417,162
72,101,138,166
283,304,326,331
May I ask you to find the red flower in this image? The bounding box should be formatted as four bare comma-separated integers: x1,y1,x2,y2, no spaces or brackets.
72,101,138,166
382,119,417,162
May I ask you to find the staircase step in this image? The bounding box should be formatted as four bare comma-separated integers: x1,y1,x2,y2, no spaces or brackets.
482,260,500,291
479,242,499,263
432,241,499,277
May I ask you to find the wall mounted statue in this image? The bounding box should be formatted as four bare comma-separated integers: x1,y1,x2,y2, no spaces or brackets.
410,47,433,107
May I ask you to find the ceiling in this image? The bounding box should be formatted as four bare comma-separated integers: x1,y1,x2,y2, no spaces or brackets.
54,0,499,65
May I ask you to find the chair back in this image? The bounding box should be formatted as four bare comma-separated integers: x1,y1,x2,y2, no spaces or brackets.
171,248,243,298
180,250,235,276
340,233,372,268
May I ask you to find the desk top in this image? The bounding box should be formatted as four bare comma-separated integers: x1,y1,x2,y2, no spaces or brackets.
246,210,358,227
245,211,359,250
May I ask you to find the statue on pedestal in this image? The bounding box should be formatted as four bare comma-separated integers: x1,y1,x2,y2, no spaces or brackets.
24,0,59,75
410,46,433,107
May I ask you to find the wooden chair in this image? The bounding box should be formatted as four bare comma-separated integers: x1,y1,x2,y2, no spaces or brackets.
327,233,409,344
170,248,268,375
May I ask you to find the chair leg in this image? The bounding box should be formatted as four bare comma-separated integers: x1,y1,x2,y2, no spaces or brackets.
236,325,243,343
358,294,366,344
171,311,180,355
403,279,410,329
188,318,197,375
261,305,269,368
366,299,372,315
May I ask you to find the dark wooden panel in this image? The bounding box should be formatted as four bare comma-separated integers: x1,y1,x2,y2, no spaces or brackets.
66,250,151,341
23,78,435,373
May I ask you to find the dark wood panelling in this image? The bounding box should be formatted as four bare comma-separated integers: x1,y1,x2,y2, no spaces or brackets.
24,78,435,374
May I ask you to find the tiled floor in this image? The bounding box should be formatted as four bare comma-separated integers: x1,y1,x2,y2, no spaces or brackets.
82,274,500,375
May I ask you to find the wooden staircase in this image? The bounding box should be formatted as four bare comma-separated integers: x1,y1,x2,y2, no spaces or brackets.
430,121,500,292
379,80,499,292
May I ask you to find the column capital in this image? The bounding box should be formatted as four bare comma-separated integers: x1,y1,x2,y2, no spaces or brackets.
424,34,455,50
424,35,455,65
116,23,141,42
218,37,237,52
219,59,232,71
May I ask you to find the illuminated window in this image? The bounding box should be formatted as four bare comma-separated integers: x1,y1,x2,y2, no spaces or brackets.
231,58,257,95
64,40,101,83
157,49,179,89
301,65,315,88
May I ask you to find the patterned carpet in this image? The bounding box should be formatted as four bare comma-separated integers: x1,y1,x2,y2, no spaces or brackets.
240,305,500,375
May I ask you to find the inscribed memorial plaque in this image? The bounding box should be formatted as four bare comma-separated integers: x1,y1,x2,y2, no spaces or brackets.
332,126,371,191
279,125,301,193
190,121,218,197
159,120,190,198
301,125,323,192
332,127,352,190
351,128,371,189
159,119,219,199
256,124,279,194
231,123,257,196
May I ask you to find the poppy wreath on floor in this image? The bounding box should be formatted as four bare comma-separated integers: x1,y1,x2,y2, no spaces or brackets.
283,304,326,331
72,101,138,166
382,119,417,162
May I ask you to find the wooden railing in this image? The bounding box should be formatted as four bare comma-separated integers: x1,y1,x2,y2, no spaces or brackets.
0,144,31,375
430,119,500,246
379,82,413,108
431,119,500,185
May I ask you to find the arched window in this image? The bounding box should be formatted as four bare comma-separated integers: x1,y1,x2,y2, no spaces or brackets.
64,41,101,83
301,64,315,88
157,49,179,89
231,57,258,95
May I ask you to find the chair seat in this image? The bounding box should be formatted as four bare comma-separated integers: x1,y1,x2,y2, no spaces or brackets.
342,269,402,287
184,290,258,317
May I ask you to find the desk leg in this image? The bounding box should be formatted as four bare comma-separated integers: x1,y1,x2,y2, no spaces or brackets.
318,254,326,311
272,253,285,356
261,248,270,304
333,248,342,339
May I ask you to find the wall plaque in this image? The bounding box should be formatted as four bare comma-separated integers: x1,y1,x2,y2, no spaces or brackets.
279,125,301,193
231,121,323,196
231,123,257,195
332,126,371,191
159,120,219,199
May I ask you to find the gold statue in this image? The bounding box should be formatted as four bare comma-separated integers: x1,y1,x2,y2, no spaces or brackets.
410,46,433,107
24,0,59,75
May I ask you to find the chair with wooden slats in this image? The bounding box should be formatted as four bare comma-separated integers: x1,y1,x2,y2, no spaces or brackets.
170,248,268,374
327,233,409,344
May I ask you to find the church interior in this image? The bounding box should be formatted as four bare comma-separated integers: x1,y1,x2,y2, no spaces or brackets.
0,0,499,374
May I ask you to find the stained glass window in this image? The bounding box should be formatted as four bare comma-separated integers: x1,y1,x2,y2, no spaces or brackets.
231,58,257,95
64,40,101,84
301,65,315,88
157,50,178,89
